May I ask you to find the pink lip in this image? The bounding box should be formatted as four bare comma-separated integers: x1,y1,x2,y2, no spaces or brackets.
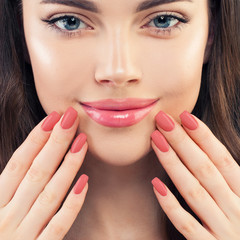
80,98,158,128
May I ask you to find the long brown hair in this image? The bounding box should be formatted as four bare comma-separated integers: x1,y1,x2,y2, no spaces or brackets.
0,0,46,169
0,0,239,239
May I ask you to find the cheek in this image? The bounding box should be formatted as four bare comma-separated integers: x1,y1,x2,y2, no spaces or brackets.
25,32,96,112
141,30,207,117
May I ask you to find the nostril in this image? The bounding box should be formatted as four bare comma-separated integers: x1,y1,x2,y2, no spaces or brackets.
96,78,140,86
99,80,111,84
128,79,139,84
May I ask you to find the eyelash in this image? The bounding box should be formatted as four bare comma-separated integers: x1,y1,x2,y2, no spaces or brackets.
41,15,88,38
41,13,189,38
145,13,189,36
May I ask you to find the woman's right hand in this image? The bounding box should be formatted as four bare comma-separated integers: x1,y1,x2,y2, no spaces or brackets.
0,107,88,240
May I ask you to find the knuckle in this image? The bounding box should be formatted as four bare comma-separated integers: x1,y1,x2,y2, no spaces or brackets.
50,133,69,146
180,220,198,236
216,154,235,170
48,221,67,238
5,158,24,174
164,157,180,171
64,155,80,170
26,166,49,183
64,199,79,211
171,132,188,147
187,185,206,202
38,189,57,207
28,130,47,146
165,199,180,215
195,161,216,179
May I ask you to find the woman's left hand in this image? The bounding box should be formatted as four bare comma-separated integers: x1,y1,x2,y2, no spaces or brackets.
151,111,240,240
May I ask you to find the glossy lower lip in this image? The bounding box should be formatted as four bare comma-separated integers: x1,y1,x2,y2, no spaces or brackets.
80,98,158,128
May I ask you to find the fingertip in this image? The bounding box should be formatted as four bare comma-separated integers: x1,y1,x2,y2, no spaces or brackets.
70,133,87,153
151,177,168,197
73,174,89,195
41,111,61,132
179,111,198,130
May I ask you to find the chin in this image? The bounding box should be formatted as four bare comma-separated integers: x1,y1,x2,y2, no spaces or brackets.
86,141,152,167
81,123,155,167
78,107,157,166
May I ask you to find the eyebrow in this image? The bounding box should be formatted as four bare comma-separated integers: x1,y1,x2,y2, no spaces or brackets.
40,0,100,13
40,0,193,14
136,0,193,12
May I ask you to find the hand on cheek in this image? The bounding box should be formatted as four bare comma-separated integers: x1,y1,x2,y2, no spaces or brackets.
151,111,240,240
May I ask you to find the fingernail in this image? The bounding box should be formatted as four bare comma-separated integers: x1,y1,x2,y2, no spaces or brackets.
156,111,175,131
180,111,198,130
71,133,87,153
41,111,61,132
74,174,89,194
151,130,169,152
151,177,167,196
61,107,78,129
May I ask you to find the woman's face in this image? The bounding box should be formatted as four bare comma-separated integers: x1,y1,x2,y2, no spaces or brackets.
22,0,210,166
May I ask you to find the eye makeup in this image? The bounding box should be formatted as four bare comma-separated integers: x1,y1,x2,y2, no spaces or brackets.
41,10,189,38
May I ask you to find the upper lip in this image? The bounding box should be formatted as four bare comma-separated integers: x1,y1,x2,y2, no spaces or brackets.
80,98,159,111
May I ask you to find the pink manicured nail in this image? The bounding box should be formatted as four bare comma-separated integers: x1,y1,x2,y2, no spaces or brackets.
155,111,175,131
180,111,198,130
41,111,61,132
151,177,167,196
71,133,87,153
151,130,169,152
61,107,78,129
74,174,89,194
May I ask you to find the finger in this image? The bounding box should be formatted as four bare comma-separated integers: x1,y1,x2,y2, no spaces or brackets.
180,111,240,196
151,135,231,236
7,107,79,226
151,177,217,240
37,175,89,240
0,111,61,208
19,135,87,239
154,111,240,220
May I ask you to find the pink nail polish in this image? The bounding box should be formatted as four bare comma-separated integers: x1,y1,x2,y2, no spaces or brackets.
74,174,89,194
41,112,61,132
61,107,78,129
151,177,167,196
151,130,169,152
71,133,87,153
155,111,175,131
180,111,198,130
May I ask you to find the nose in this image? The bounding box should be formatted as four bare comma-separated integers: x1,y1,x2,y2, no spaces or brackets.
95,29,142,87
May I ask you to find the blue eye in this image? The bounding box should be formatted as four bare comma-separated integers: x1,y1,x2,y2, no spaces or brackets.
147,14,188,31
144,13,189,36
55,16,84,31
153,15,179,28
42,15,87,32
143,13,189,37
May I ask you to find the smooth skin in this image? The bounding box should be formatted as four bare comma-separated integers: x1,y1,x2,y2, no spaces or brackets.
0,109,88,240
0,0,239,239
22,0,209,165
1,109,239,239
152,111,240,239
21,1,211,237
